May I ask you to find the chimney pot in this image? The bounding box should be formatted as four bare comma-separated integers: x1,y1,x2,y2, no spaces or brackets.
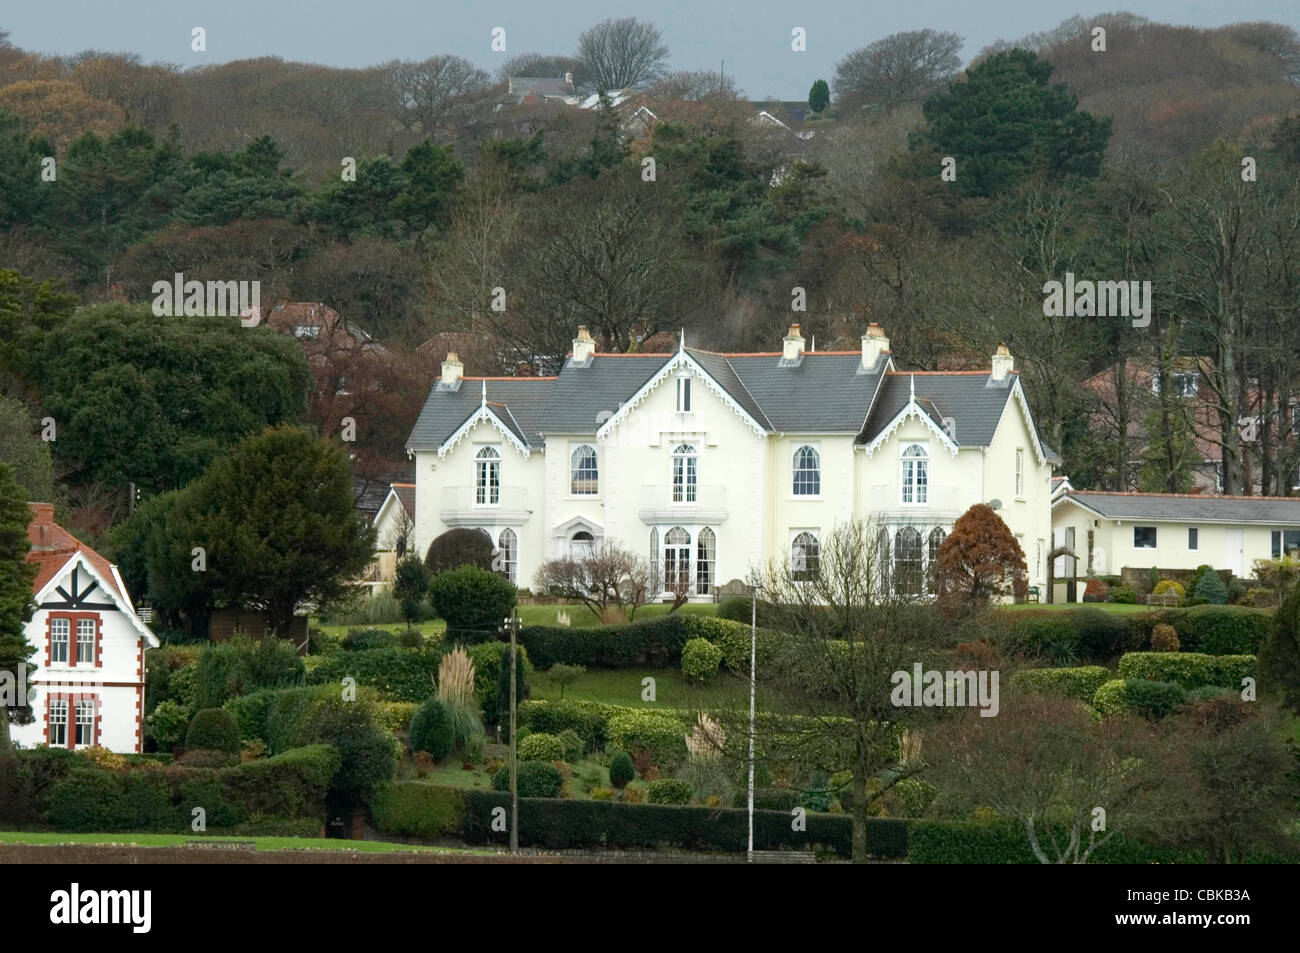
991,342,1015,382
782,324,805,362
861,324,890,370
441,352,464,386
572,325,596,363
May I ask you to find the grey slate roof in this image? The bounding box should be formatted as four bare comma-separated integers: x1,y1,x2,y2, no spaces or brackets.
405,350,1038,454
406,378,556,451
392,483,416,520
1062,491,1300,524
862,372,1017,447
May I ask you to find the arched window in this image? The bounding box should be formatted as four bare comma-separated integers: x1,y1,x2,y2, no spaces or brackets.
571,445,598,495
672,444,698,503
791,531,819,581
901,444,928,505
894,527,923,596
649,528,660,593
928,527,947,594
570,530,595,561
792,445,820,496
696,528,716,595
475,447,500,505
664,527,691,592
497,528,517,583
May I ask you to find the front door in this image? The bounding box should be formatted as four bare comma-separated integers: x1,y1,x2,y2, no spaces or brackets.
1225,528,1244,578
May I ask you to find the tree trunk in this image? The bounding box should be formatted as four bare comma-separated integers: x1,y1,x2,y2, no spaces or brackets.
851,767,868,863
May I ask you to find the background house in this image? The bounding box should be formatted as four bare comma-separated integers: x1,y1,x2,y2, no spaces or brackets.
13,503,158,754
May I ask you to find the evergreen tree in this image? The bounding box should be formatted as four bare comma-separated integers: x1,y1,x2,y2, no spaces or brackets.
0,464,36,751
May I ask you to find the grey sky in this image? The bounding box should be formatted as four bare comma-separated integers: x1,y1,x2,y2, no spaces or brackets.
5,1,1299,100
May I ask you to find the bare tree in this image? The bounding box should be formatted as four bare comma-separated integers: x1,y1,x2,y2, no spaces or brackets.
926,695,1176,863
649,70,741,102
495,53,583,84
575,17,669,92
534,542,650,623
383,55,491,133
833,30,963,113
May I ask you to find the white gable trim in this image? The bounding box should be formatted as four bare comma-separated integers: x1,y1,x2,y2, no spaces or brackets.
1008,376,1048,466
596,351,768,440
373,487,411,528
1052,494,1107,519
438,405,531,459
36,552,158,647
863,398,960,457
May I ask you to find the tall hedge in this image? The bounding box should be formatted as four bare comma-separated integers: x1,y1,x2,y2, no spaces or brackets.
1116,652,1256,691
1009,666,1109,702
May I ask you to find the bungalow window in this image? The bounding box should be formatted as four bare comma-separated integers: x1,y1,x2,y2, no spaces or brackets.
1188,527,1199,551
1134,526,1157,549
901,444,928,505
50,617,69,663
475,447,500,505
1272,529,1300,558
48,698,68,747
672,444,698,503
76,618,96,664
571,445,599,495
792,445,820,496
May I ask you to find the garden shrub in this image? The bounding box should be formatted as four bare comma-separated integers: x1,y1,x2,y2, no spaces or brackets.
1107,587,1137,604
371,701,419,737
428,565,517,643
646,778,693,805
220,744,339,818
305,647,439,702
998,608,1134,662
1116,652,1256,691
681,637,723,682
466,641,533,723
185,708,242,753
1150,623,1180,653
343,628,401,651
369,780,467,838
1152,579,1185,603
1193,567,1229,605
907,820,1197,864
1009,665,1110,702
519,698,614,748
607,710,688,771
146,699,192,751
191,635,305,710
1179,606,1271,654
557,729,585,762
1259,584,1300,712
608,751,635,789
517,732,566,762
424,528,495,575
1093,678,1187,718
410,699,455,760
717,597,753,623
491,760,564,798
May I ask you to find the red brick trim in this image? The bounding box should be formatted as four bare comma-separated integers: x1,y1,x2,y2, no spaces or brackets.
44,616,50,667
45,691,99,749
47,611,100,668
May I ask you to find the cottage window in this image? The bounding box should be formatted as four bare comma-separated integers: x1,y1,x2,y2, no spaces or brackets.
76,618,96,665
49,699,68,747
571,445,599,495
927,527,947,594
676,376,692,412
792,445,820,496
75,699,95,747
475,447,500,505
50,617,69,663
1015,449,1024,498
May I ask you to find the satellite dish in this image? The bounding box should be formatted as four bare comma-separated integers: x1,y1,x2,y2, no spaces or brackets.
988,499,1002,511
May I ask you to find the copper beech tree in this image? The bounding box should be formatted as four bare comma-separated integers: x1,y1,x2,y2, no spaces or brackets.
933,503,1028,606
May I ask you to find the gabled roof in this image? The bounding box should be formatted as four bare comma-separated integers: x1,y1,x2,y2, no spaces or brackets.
27,503,122,599
392,483,416,520
406,377,557,451
863,372,1017,448
1058,490,1300,524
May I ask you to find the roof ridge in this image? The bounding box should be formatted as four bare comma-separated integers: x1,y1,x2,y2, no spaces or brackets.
1072,489,1300,502
711,352,774,431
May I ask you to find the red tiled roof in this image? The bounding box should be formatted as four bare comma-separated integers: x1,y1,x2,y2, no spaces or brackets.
26,503,122,598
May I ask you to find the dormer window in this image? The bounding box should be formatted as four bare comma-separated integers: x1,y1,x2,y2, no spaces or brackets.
901,444,928,505
676,375,692,412
475,447,501,505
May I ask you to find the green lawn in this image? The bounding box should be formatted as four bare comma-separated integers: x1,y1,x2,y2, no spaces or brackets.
533,666,749,709
1001,602,1152,614
0,830,476,853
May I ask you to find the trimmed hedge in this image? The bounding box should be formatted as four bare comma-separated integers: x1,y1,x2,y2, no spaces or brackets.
1116,652,1256,691
908,820,1200,864
1009,666,1110,702
646,778,693,805
185,708,242,753
999,606,1272,661
606,709,689,770
306,648,439,702
490,760,564,797
219,744,339,818
518,699,615,748
369,782,906,858
1093,678,1187,718
517,732,566,762
514,614,754,672
998,608,1136,661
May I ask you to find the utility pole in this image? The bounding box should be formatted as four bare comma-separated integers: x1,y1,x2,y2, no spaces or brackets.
506,610,520,853
748,582,760,863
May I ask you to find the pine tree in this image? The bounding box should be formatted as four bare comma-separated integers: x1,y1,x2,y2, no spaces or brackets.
808,79,830,113
0,464,36,750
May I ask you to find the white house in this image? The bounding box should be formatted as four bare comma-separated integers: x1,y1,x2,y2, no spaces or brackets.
367,482,417,586
1052,489,1300,592
405,324,1060,599
12,503,159,754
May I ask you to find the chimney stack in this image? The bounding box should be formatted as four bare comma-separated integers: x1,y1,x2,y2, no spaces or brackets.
991,343,1014,382
782,323,805,362
861,323,889,370
564,71,573,87
441,352,464,386
572,325,596,364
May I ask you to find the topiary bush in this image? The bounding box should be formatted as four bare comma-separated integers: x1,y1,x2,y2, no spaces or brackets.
424,528,495,575
428,565,517,644
1093,678,1187,718
517,732,566,762
646,778,693,805
1152,579,1185,604
1150,623,1180,652
608,750,635,789
409,699,455,760
491,760,564,798
681,637,723,682
185,708,242,753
